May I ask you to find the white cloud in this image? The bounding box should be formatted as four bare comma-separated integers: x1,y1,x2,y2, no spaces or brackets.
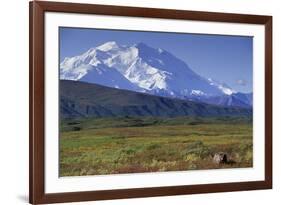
236,79,247,86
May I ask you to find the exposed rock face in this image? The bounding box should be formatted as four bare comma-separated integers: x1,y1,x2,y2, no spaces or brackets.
213,152,228,164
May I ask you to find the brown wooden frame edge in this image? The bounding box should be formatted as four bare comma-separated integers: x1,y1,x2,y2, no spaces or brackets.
29,1,272,204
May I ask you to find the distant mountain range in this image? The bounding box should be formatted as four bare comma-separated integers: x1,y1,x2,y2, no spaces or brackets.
191,92,253,109
60,41,252,108
60,80,252,119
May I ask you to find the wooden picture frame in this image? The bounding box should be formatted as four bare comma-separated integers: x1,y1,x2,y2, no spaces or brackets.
29,1,272,204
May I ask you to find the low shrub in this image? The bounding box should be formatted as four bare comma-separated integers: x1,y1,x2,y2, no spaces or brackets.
146,143,161,150
182,141,211,159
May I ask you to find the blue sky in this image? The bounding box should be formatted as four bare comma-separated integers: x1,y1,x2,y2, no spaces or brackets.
60,27,253,93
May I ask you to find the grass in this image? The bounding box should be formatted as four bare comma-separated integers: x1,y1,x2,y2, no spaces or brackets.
59,116,253,176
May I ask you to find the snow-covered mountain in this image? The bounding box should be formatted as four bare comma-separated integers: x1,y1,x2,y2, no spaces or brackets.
207,78,236,96
60,41,242,102
192,92,253,108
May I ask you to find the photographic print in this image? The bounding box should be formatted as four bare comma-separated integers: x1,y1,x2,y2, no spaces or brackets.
59,27,253,177
30,2,272,203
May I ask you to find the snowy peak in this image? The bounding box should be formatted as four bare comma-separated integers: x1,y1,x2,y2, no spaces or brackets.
60,41,237,100
207,78,236,95
96,41,119,52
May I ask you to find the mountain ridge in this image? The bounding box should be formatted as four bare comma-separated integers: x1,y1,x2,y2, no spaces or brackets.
60,80,252,119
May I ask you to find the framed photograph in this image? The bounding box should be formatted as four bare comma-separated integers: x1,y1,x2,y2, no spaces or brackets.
29,1,272,204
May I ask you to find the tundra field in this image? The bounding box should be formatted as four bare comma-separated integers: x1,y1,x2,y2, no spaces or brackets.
59,116,252,176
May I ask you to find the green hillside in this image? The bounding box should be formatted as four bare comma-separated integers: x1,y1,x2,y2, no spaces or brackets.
60,80,252,119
